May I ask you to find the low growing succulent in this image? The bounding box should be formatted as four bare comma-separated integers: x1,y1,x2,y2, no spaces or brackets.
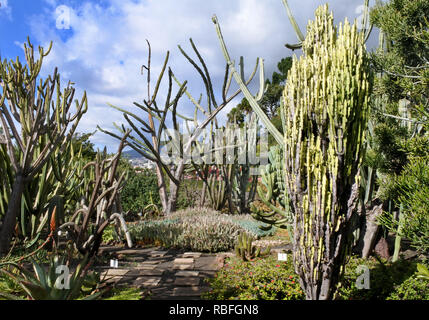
0,255,103,300
235,232,270,262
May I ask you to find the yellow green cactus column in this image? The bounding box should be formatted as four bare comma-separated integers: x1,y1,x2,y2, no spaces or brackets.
282,4,372,300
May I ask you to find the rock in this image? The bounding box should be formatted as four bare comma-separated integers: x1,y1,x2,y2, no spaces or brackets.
402,249,418,260
374,237,390,260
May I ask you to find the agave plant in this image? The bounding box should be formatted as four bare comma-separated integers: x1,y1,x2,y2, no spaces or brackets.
416,264,429,281
0,255,103,300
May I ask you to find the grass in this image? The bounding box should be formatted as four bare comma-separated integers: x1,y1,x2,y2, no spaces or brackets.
103,287,143,300
262,228,291,243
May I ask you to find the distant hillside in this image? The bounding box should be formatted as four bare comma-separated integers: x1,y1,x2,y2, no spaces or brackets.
122,149,143,159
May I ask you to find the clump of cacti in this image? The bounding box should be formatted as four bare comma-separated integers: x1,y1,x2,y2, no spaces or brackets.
282,5,372,300
234,232,270,262
251,145,292,233
0,38,88,255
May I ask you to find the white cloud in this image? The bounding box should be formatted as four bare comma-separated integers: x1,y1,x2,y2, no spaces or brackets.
25,0,373,152
0,0,12,19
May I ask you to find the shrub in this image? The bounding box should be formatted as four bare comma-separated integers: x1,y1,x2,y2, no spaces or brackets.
120,170,161,215
129,208,275,252
387,274,429,300
203,255,304,300
379,158,429,254
336,256,427,300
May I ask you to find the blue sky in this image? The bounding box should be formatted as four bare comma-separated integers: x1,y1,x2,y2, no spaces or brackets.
0,0,378,152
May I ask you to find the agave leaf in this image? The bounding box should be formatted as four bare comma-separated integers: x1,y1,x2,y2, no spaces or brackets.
80,289,104,301
0,291,26,300
19,280,49,300
416,264,429,280
31,260,48,288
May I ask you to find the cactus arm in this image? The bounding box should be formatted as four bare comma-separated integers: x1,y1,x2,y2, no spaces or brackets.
212,15,284,146
281,0,305,42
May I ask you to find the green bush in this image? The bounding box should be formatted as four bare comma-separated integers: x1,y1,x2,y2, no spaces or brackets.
203,255,304,300
336,256,428,300
128,208,275,252
120,170,161,215
103,287,142,300
387,275,429,300
379,158,429,254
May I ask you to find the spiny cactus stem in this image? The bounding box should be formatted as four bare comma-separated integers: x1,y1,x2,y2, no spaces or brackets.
212,15,284,145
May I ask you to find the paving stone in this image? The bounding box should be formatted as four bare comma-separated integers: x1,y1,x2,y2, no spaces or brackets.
126,256,150,262
175,270,200,277
141,260,161,265
172,286,202,297
173,264,194,270
139,269,165,276
136,264,156,270
103,269,130,277
194,256,219,271
183,252,202,258
174,277,201,286
134,277,161,287
150,251,167,257
117,249,149,255
174,258,194,264
105,277,122,284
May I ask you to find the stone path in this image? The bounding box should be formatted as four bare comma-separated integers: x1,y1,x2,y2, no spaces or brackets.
95,246,226,300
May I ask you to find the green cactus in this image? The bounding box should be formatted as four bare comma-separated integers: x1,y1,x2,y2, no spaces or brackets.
251,146,292,229
0,38,88,255
282,5,372,299
213,1,373,300
234,232,270,262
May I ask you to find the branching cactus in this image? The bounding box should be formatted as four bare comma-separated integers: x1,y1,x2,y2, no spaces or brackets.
0,39,87,255
282,5,372,299
58,133,133,258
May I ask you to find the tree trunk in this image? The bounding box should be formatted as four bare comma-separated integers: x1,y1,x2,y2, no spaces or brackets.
166,181,180,214
200,182,207,207
0,175,25,256
155,163,168,214
356,203,384,259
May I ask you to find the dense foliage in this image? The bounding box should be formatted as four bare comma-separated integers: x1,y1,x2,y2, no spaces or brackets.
368,0,429,256
203,256,304,300
129,208,275,252
120,169,161,215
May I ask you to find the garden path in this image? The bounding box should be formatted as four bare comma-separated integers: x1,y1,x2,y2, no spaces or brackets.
95,246,228,300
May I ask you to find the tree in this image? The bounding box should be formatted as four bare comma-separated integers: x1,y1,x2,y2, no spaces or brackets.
100,39,260,215
368,0,429,256
227,57,292,123
71,132,97,161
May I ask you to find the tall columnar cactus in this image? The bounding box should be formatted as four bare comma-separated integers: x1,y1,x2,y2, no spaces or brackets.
282,5,372,299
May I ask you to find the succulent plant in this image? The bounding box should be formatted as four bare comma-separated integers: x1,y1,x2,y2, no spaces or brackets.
251,145,293,237
0,255,103,300
0,38,88,255
282,5,372,299
234,232,270,262
213,3,373,300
